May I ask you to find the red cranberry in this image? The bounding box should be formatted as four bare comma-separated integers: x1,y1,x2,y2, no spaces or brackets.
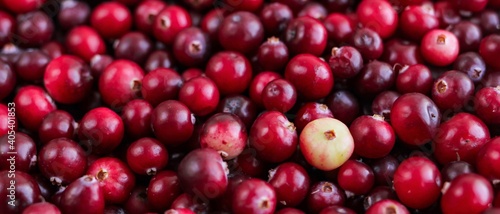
350,115,395,159
356,0,398,39
184,0,213,11
371,156,400,186
474,10,500,35
66,26,106,61
480,35,500,70
0,171,42,213
134,0,167,34
420,29,460,67
448,0,488,12
0,104,16,136
125,186,153,214
144,50,175,72
371,91,400,120
233,149,266,177
147,170,182,212
90,2,132,39
0,133,36,172
179,76,220,117
307,181,346,213
434,1,461,28
325,90,360,125
153,6,192,45
217,95,258,128
181,68,203,81
260,3,293,36
0,11,14,47
127,138,168,175
249,111,298,163
23,202,61,214
121,99,153,139
249,71,282,107
272,0,309,13
354,60,396,97
99,60,144,108
14,86,56,131
396,64,433,94
338,160,375,195
205,51,253,95
14,50,50,82
223,0,263,12
365,199,409,214
323,13,355,44
453,52,486,82
284,16,328,56
363,186,397,210
394,156,442,209
141,68,182,107
89,54,113,79
441,161,475,182
441,173,493,214
298,2,327,20
78,107,124,155
219,11,264,54
58,1,91,30
200,9,224,42
200,113,247,160
87,157,135,204
0,60,16,100
476,137,500,180
44,55,93,104
173,27,211,66
41,41,65,59
390,93,441,146
475,86,500,125
15,11,54,47
328,46,363,79
450,21,483,53
294,102,334,132
232,178,277,214
276,207,306,214
261,79,297,113
400,3,439,41
268,162,310,207
257,37,289,72
59,175,105,214
351,28,384,60
170,193,210,213
38,110,76,145
178,148,228,199
431,70,475,111
433,112,490,165
285,54,333,100
482,72,500,88
114,32,153,64
38,138,87,185
381,39,424,66
151,100,195,146
319,205,355,214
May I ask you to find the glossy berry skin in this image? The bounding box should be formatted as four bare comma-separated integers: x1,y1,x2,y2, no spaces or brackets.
381,39,424,66
356,0,398,39
14,86,56,131
294,102,334,132
124,186,152,214
433,113,490,165
420,29,459,66
144,50,175,72
90,2,132,39
285,54,333,101
399,3,439,41
178,148,228,200
38,138,87,185
259,3,293,36
134,0,167,34
257,37,289,72
151,100,195,146
449,0,488,12
141,68,182,107
0,104,16,137
323,13,355,44
59,175,105,214
127,138,168,175
200,9,224,42
476,137,500,180
0,171,42,213
0,133,36,172
431,70,474,111
354,60,396,97
173,27,211,66
474,86,500,125
78,107,125,155
365,199,409,214
153,6,192,45
121,99,153,139
441,173,493,214
363,186,398,210
249,71,282,107
16,11,54,47
57,1,90,30
99,60,144,108
371,91,400,120
450,21,482,53
268,162,310,207
66,26,106,62
179,76,220,117
0,11,14,47
22,202,61,214
337,160,375,195
38,110,77,145
114,32,153,64
453,52,486,82
351,28,384,60
328,46,363,79
262,79,297,113
307,181,346,213
87,157,136,204
200,113,247,160
0,60,15,100
284,16,327,56
223,0,263,12
298,2,327,20
218,11,264,54
325,90,360,125
390,93,441,146
276,208,306,214
232,179,277,214
217,95,258,128
350,115,395,159
44,55,93,104
441,161,475,182
396,64,433,94
2,0,45,14
249,111,298,163
480,35,500,70
205,51,253,95
147,171,182,212
14,50,50,82
393,157,442,209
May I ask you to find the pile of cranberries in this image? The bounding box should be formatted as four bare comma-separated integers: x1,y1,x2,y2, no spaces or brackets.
1,0,500,213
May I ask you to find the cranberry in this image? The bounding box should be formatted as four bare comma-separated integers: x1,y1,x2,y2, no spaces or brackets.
323,13,355,44
268,162,310,207
371,91,400,120
59,175,105,214
44,55,93,104
475,86,500,125
476,137,500,180
441,161,475,182
173,27,211,66
2,0,45,14
184,0,213,11
399,3,439,41
232,178,277,214
365,199,409,214
141,68,182,107
66,26,106,62
261,79,297,113
328,46,363,79
249,111,298,163
354,60,396,97
38,138,87,185
38,110,77,145
134,0,167,34
14,86,56,131
0,133,36,172
126,138,168,175
474,10,500,35
272,0,309,14
284,16,328,56
41,41,65,59
217,95,258,128
325,90,360,125
298,3,327,20
0,104,16,136
78,107,125,155
350,115,395,159
178,148,228,199
87,157,135,204
441,173,493,214
121,99,153,139
249,71,282,107
90,2,132,39
420,29,460,67
233,149,266,177
454,53,486,83
294,102,334,132
371,156,400,186
381,39,424,66
200,9,224,42
114,32,153,64
363,186,397,210
351,28,384,60
0,11,14,47
58,1,91,30
431,70,475,111
179,76,220,117
14,50,50,82
205,51,253,95
257,37,289,72
89,54,113,79
433,113,490,165
147,171,181,211
223,0,263,12
450,21,483,53
125,186,153,214
23,202,61,214
482,72,500,88
151,100,195,146
276,208,306,214
337,160,375,195
99,60,144,108
0,171,42,213
356,0,398,39
396,64,433,94
181,68,203,82
307,181,346,213
144,50,175,72
285,54,333,100
170,193,210,213
448,0,488,12
479,35,500,70
15,11,54,47
0,60,15,100
390,93,441,146
259,3,293,36
434,1,461,28
153,6,192,45
200,113,247,160
218,11,264,54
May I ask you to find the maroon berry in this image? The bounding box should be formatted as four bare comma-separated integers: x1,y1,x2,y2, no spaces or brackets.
450,21,482,53
57,0,90,30
78,107,125,155
325,90,360,125
381,39,424,66
38,138,87,185
284,16,328,56
0,60,15,100
431,70,475,111
65,26,106,62
453,52,486,82
323,13,355,44
14,86,56,131
441,161,475,182
476,137,500,180
218,11,264,54
261,79,297,113
217,95,258,128
87,157,135,204
475,86,500,125
328,46,363,79
179,76,220,117
350,115,395,159
365,199,409,214
0,171,42,213
0,133,36,172
134,0,167,34
90,2,132,39
38,110,77,145
127,138,168,175
294,102,334,132
200,113,247,160
249,71,282,107
147,170,182,211
121,99,153,139
371,91,400,120
173,27,211,66
396,64,433,94
99,60,144,108
285,54,333,100
441,173,493,214
259,3,293,36
114,32,153,64
354,60,396,97
151,100,195,146
153,6,192,45
351,27,384,61
307,181,346,213
268,162,310,207
205,51,253,95
337,160,375,195
399,3,439,41
144,50,175,72
59,175,105,214
257,37,289,72
15,11,54,47
14,50,50,82
141,68,182,107
232,179,277,214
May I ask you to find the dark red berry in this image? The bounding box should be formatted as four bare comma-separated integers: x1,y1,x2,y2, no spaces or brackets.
126,137,168,175
38,138,87,185
232,178,277,214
